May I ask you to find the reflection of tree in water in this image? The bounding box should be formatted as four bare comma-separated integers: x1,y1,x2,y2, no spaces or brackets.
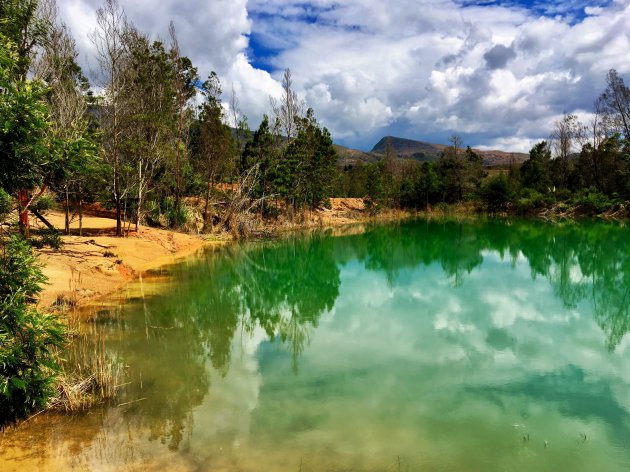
99,232,341,449
99,218,630,450
238,234,340,371
336,221,484,287
514,220,630,351
337,218,630,351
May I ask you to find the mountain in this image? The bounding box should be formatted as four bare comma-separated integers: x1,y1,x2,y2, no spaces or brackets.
337,136,529,168
333,144,381,165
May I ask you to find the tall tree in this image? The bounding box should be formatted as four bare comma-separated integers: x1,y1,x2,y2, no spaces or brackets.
123,29,177,230
35,12,96,235
194,72,234,229
168,22,198,220
270,68,303,141
549,113,584,187
242,115,276,213
596,69,630,140
437,134,466,202
520,141,552,193
90,0,130,236
0,32,50,236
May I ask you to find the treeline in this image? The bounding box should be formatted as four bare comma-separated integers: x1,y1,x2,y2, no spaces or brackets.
336,70,630,216
1,0,338,241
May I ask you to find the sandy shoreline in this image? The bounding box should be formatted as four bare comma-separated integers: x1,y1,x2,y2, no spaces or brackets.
34,201,411,311
35,211,226,310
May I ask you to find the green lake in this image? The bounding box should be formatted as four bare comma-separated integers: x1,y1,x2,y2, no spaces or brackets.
2,218,630,471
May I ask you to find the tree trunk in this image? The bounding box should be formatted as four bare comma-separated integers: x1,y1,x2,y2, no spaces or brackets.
78,194,83,237
30,208,55,230
64,185,71,235
115,193,122,237
18,189,29,237
136,159,142,232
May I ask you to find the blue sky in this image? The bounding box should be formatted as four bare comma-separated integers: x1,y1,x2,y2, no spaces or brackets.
63,0,630,152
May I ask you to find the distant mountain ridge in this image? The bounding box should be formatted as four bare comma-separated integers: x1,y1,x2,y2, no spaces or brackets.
335,136,529,168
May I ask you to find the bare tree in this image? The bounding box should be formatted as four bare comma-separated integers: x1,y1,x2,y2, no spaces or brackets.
270,68,304,141
90,0,130,236
596,69,630,139
34,3,93,235
550,113,585,186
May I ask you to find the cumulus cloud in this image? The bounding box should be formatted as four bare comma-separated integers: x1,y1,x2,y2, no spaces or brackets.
483,44,516,69
59,0,630,151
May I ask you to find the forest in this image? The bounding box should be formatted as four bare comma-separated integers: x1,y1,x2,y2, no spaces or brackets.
1,0,630,425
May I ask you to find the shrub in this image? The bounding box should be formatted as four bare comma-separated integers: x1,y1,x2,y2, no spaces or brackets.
513,188,554,214
573,188,617,214
40,228,63,250
32,193,55,212
0,188,12,221
0,236,66,426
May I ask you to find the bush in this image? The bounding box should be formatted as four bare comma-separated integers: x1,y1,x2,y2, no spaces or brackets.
0,236,66,426
573,188,618,214
31,228,63,250
513,189,554,214
32,193,55,212
145,197,190,228
0,188,12,221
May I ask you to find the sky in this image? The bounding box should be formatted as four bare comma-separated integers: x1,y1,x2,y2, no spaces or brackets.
59,0,630,152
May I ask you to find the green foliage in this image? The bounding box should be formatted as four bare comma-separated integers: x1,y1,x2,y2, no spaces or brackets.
0,187,11,221
480,173,512,212
572,188,618,214
30,228,63,250
0,34,51,194
0,236,66,425
513,188,554,214
32,193,54,212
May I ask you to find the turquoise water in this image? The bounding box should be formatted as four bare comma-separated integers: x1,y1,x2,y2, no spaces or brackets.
1,219,630,471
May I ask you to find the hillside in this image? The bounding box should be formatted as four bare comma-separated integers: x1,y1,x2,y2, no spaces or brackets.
337,136,529,168
333,144,381,165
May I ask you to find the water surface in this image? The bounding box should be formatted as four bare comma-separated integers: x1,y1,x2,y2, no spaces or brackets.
2,219,630,471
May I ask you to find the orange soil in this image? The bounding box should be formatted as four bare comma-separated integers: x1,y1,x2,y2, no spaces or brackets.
33,211,222,310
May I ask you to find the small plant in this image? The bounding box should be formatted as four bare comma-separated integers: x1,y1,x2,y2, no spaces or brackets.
32,193,55,212
103,250,117,258
32,228,64,250
0,188,12,221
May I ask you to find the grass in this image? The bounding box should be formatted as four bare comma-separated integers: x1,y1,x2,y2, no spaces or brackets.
52,334,126,411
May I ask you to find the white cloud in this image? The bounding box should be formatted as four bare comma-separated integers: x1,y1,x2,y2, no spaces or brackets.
59,0,630,152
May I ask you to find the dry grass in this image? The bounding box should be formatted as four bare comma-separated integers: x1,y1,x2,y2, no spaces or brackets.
52,334,126,412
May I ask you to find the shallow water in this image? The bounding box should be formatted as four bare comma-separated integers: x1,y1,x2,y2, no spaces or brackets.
2,218,630,471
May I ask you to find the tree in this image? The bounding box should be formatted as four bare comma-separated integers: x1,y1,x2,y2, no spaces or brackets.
169,22,198,220
90,0,130,236
0,236,65,426
550,113,584,187
0,0,50,78
35,13,97,235
294,109,339,210
0,31,50,236
122,30,178,230
194,72,235,229
596,69,630,140
480,172,512,212
437,135,467,202
242,115,276,214
270,68,303,141
520,141,552,193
